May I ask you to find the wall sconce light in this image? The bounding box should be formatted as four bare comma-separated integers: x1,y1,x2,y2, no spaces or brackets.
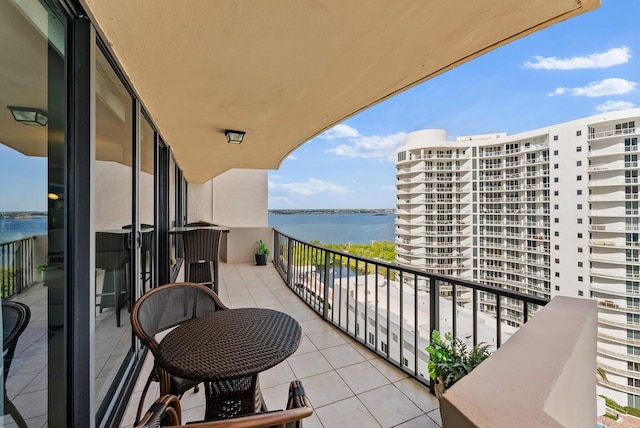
7,106,48,126
225,129,245,144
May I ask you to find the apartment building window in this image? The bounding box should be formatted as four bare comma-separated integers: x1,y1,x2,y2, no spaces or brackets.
577,146,582,152
554,150,559,155
554,231,559,237
554,163,559,169
578,276,583,282
554,218,559,223
578,218,583,224
578,290,584,297
577,160,582,166
555,258,559,263
553,135,558,141
577,233,583,238
628,345,640,356
628,331,640,341
576,130,582,136
368,332,375,345
577,189,582,195
578,247,583,253
577,175,582,181
554,177,559,183
578,261,583,267
625,137,638,152
577,204,582,209
555,245,560,250
554,204,559,209
555,272,560,277
554,191,559,196
555,285,560,291
381,341,388,353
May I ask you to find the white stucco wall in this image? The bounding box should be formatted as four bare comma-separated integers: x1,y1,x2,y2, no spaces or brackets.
187,180,214,224
212,169,268,227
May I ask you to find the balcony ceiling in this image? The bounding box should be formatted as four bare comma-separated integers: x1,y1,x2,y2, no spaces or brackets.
80,0,598,182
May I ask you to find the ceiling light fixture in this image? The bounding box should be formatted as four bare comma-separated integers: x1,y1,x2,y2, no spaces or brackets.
7,106,48,126
225,129,245,144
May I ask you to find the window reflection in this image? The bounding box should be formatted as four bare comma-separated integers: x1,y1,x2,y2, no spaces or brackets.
95,47,134,411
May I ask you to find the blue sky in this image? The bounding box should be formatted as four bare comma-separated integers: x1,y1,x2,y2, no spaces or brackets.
268,0,640,209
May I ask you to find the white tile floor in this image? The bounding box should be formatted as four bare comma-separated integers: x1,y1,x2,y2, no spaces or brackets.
121,262,441,428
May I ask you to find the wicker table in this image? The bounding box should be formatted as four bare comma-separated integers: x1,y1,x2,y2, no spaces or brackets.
156,308,302,420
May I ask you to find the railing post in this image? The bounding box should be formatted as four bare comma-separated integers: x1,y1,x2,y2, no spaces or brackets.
429,277,439,394
273,230,280,271
286,237,293,286
323,250,331,319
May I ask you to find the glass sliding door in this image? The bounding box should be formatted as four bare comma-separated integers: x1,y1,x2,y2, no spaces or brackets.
140,115,156,291
94,46,134,415
0,0,67,425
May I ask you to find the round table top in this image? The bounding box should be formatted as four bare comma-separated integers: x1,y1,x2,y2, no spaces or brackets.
156,308,302,382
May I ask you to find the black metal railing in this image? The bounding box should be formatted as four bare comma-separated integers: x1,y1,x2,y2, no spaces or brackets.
273,229,549,392
0,236,35,298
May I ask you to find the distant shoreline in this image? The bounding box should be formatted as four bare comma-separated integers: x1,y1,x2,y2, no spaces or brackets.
269,208,394,215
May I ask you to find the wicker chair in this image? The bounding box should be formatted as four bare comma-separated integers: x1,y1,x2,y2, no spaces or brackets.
131,282,229,424
135,380,312,428
95,232,131,326
122,224,155,293
3,301,31,428
181,229,223,293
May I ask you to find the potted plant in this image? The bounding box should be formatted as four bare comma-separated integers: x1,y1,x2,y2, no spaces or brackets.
255,240,270,266
426,330,491,399
37,263,48,279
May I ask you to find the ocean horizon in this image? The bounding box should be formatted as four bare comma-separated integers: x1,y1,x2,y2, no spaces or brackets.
0,211,397,246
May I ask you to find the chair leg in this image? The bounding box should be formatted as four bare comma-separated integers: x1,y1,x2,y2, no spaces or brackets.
5,393,28,428
135,371,155,425
209,261,217,293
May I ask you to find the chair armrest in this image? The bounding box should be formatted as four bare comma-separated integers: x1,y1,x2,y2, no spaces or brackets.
135,395,181,428
166,381,312,428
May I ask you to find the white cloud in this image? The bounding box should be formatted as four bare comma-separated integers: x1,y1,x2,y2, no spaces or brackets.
326,132,407,160
286,154,298,160
548,87,567,96
595,100,636,113
268,178,348,196
267,195,295,207
549,78,636,97
320,124,360,140
524,46,631,70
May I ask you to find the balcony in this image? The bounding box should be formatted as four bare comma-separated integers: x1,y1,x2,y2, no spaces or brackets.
117,262,442,427
3,230,596,427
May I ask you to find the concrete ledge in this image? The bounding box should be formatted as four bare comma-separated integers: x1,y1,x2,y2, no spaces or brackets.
439,296,597,428
219,227,274,263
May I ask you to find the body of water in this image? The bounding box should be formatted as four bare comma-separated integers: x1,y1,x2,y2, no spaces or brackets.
268,212,395,244
0,212,397,246
0,217,47,244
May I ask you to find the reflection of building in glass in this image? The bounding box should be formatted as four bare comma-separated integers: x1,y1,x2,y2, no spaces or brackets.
395,108,640,408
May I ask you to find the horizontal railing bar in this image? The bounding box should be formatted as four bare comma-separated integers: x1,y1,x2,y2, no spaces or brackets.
274,229,548,306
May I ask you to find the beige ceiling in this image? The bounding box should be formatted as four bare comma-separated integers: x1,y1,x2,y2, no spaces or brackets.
81,0,599,183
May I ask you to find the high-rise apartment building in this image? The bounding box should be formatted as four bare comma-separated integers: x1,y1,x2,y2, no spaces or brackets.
395,108,640,408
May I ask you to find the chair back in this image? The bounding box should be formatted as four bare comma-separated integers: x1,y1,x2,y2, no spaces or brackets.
2,301,31,379
181,229,222,265
131,282,228,355
96,232,130,270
